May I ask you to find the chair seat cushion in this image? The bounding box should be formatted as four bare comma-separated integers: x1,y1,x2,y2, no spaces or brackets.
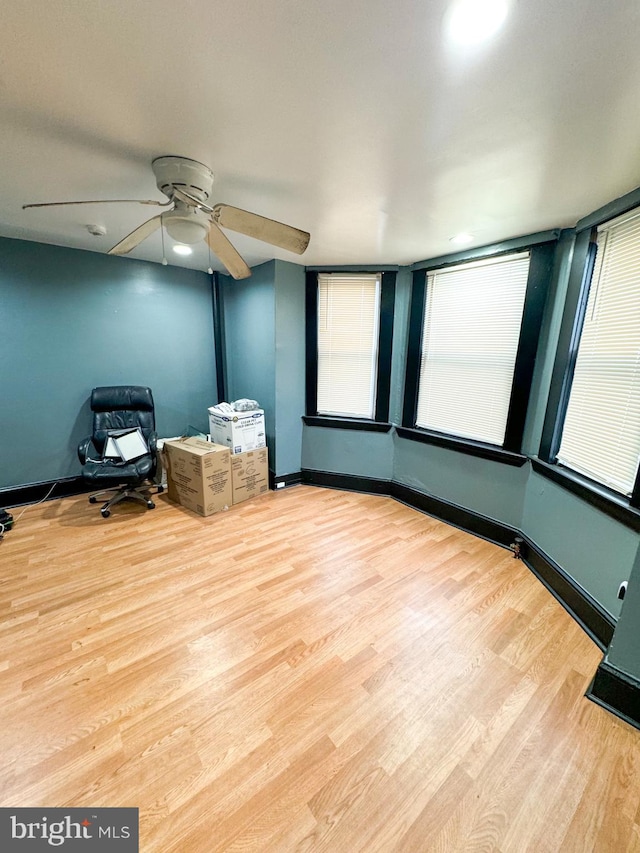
82,455,155,487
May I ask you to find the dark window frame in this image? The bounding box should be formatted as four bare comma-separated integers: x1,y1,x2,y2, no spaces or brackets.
402,240,554,456
531,457,640,532
540,202,640,510
539,228,595,463
305,270,396,426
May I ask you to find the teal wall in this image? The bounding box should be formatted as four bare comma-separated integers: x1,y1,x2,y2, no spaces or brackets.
522,472,636,617
392,437,529,530
274,260,306,478
604,541,640,679
302,428,394,481
0,236,216,489
220,259,305,477
220,260,276,460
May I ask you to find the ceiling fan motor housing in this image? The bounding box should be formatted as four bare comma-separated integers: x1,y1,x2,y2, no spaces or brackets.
152,156,214,203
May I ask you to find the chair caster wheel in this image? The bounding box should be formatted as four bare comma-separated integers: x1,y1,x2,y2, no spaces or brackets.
157,485,164,493
89,496,97,503
147,501,155,509
101,508,111,518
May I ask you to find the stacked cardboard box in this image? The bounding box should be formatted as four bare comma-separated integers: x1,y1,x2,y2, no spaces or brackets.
162,436,270,516
207,407,266,455
231,447,269,504
162,437,231,517
207,406,269,506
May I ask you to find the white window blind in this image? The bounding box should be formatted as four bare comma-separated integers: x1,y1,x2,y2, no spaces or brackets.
317,273,381,418
416,252,530,445
557,209,640,495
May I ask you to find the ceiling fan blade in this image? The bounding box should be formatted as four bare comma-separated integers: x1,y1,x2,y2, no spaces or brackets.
108,215,163,255
23,199,171,210
172,187,214,214
212,204,310,255
206,220,251,280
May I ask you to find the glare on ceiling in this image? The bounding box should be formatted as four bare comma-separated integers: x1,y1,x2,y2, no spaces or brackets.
450,232,474,245
172,244,192,256
446,0,509,45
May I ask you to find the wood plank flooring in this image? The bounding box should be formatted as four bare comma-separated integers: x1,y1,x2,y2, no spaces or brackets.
1,484,639,851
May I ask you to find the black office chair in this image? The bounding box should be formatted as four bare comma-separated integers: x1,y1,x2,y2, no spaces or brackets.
78,385,159,518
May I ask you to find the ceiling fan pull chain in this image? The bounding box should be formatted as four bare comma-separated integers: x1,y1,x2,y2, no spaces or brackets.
161,213,168,266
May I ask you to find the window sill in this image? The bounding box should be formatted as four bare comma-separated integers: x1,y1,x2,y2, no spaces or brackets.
530,458,640,532
302,416,393,433
395,426,527,467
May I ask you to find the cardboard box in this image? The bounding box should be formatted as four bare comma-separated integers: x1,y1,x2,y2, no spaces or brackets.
208,408,266,454
231,447,269,504
163,437,231,517
155,436,181,486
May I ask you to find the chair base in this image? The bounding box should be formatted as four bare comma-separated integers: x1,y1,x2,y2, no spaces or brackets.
88,483,160,518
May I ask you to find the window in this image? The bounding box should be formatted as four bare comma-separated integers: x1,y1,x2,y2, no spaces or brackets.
402,245,550,455
317,274,380,418
305,271,395,424
415,253,530,445
556,208,640,498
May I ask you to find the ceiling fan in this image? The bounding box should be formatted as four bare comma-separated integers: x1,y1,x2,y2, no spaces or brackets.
23,156,311,279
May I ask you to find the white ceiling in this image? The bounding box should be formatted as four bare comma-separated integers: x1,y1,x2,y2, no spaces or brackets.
1,0,639,274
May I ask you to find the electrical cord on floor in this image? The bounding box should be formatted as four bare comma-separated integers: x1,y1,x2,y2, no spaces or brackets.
13,481,58,520
0,516,10,541
1,481,58,540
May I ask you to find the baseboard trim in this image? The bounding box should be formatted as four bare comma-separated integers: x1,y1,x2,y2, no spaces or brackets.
586,661,640,732
0,476,90,510
301,469,391,495
390,481,515,548
300,468,615,650
270,471,303,489
517,536,614,651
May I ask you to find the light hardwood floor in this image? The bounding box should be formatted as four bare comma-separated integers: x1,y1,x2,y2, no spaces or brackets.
1,485,639,851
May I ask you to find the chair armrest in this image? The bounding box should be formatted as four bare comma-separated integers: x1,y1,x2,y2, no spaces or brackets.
77,436,95,464
147,431,158,454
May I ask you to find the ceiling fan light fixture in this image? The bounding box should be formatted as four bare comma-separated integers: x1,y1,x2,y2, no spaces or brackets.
164,215,209,244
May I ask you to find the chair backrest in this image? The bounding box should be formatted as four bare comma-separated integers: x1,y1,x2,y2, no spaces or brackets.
90,386,155,452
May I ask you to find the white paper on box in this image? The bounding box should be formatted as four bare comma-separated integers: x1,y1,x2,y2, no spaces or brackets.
207,408,266,454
